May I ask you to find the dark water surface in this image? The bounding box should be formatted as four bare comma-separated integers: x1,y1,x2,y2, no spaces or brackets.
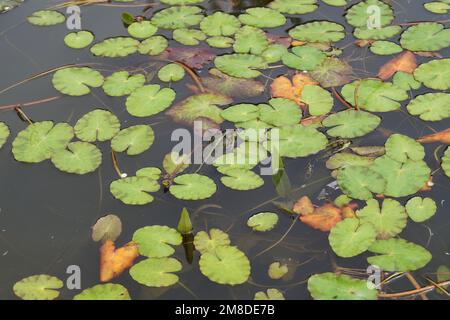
0,0,449,300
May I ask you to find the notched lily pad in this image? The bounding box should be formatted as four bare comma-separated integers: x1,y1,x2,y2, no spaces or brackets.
132,225,182,258
102,71,145,97
323,110,380,138
51,142,102,175
74,109,120,142
74,283,130,300
247,212,279,232
27,10,65,26
13,275,63,300
194,228,231,254
169,174,217,200
130,258,182,287
0,122,10,149
111,125,154,156
126,85,176,117
52,67,104,96
405,197,437,223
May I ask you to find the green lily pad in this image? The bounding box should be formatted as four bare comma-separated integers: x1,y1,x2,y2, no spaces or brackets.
221,104,259,123
200,11,241,36
268,262,288,280
206,36,234,48
442,147,450,178
194,228,231,254
289,21,345,43
238,7,286,28
337,166,385,200
424,1,450,14
400,23,450,52
170,174,217,200
269,0,318,14
163,152,189,175
393,71,421,91
90,37,140,57
247,212,279,232
52,67,104,96
158,63,186,82
261,44,288,63
282,46,326,71
370,41,403,55
367,239,432,272
64,31,94,49
27,10,65,26
91,214,122,242
329,218,377,258
301,85,333,116
102,71,145,97
126,85,176,117
218,167,264,191
0,122,10,149
321,0,348,6
345,0,394,27
233,26,269,55
310,57,353,88
173,28,206,45
341,79,408,112
199,245,251,285
111,125,154,156
51,142,102,175
127,21,158,39
133,225,182,258
13,275,63,300
12,121,74,163
0,0,23,13
74,283,130,300
254,288,285,300
138,36,169,55
406,93,450,121
414,59,450,90
354,25,402,40
371,156,430,198
356,199,407,239
326,152,375,170
323,110,381,138
385,134,425,163
74,109,120,142
214,54,267,78
308,273,378,300
405,197,437,223
151,6,204,30
130,258,182,287
259,98,302,127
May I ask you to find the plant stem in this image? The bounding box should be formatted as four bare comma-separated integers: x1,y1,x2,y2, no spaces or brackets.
0,96,61,110
405,272,428,300
111,150,123,178
378,280,450,299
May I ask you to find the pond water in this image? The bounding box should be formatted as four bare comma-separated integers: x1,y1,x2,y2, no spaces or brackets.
0,0,449,300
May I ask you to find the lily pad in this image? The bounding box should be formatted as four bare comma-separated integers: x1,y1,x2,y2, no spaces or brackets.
130,258,182,287
329,218,377,258
337,166,385,200
158,63,186,82
12,121,73,163
238,7,286,28
163,152,189,175
345,0,394,27
74,109,120,142
0,0,23,13
126,85,176,117
282,46,326,71
27,10,65,26
90,37,140,57
73,283,130,300
151,6,204,30
261,44,288,63
385,134,425,163
443,147,450,178
400,23,450,52
323,110,381,138
254,288,285,300
133,225,182,258
367,239,432,272
214,54,267,79
194,228,231,254
326,152,375,170
233,26,269,55
301,85,333,116
405,197,437,223
393,71,421,91
91,214,122,242
102,71,145,97
199,245,251,285
268,262,288,280
354,25,402,40
206,36,234,48
173,28,206,46
52,67,104,96
110,169,161,205
289,21,345,43
127,21,158,39
13,275,63,300
200,11,241,36
203,68,265,98
310,57,353,88
308,273,378,300
219,167,264,191
370,41,403,55
414,59,450,90
269,0,318,14
51,142,102,175
247,212,279,232
356,199,407,239
170,174,217,200
259,98,302,127
406,93,450,121
138,36,169,55
424,1,450,14
0,122,10,149
64,31,94,49
111,125,154,156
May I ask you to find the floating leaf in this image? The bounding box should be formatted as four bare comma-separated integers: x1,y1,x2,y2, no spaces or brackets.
378,51,417,80
310,57,353,88
392,71,421,91
133,225,182,258
289,21,345,43
13,275,63,300
370,41,403,55
158,63,186,82
194,229,231,254
367,239,432,272
259,98,302,127
138,36,168,55
261,44,288,63
308,273,377,300
102,71,145,97
12,121,73,163
424,1,450,14
214,53,267,78
323,110,381,138
385,134,425,163
282,46,326,71
27,10,65,26
301,85,333,116
73,283,130,300
92,214,122,242
206,36,234,48
166,47,215,69
329,218,377,257
110,169,161,205
417,128,450,144
268,262,288,280
169,174,217,200
200,11,241,36
400,23,450,52
52,67,104,96
199,246,250,285
90,37,140,57
173,28,206,45
405,197,437,223
414,59,450,90
161,0,204,4
337,166,385,200
127,21,157,39
218,167,264,191
0,0,23,13
74,109,120,142
300,204,343,232
247,212,279,232
64,31,94,49
233,26,269,55
100,240,139,282
326,152,375,170
254,289,285,300
151,6,204,30
126,85,176,117
111,125,154,156
443,147,450,178
271,74,318,105
238,7,286,28
345,0,394,27
0,122,10,149
130,258,182,287
357,199,407,239
354,25,402,40
163,152,189,175
269,0,318,14
406,93,450,121
51,142,102,175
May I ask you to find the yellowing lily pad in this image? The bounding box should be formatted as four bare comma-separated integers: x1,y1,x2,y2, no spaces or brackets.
194,228,231,254
254,288,285,300
13,275,63,300
268,262,288,280
74,283,130,300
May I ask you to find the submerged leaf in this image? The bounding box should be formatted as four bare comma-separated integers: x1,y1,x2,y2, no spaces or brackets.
92,214,122,243
100,240,139,282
